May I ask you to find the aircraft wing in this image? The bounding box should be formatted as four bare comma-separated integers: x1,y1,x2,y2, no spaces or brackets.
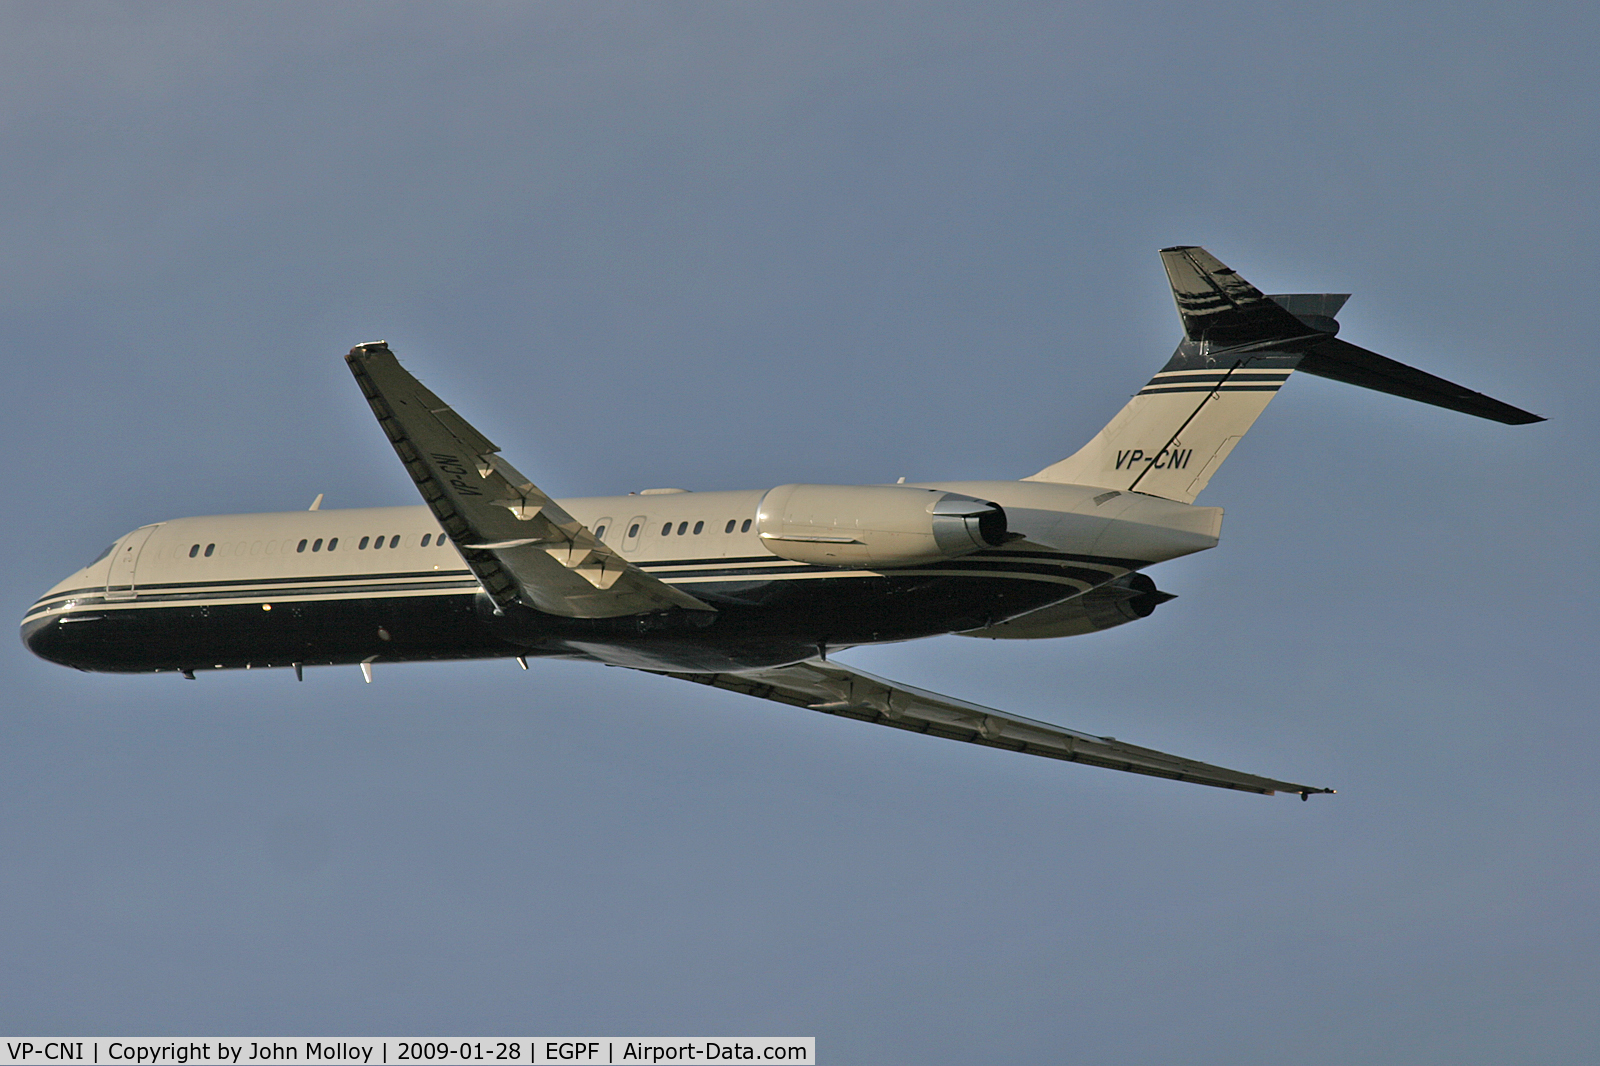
653,659,1333,798
346,342,713,618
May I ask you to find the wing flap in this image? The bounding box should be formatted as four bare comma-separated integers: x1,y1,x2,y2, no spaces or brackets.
346,342,713,618
655,659,1332,798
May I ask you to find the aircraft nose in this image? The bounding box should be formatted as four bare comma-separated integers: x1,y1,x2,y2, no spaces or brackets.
20,578,92,668
20,605,55,656
20,610,68,665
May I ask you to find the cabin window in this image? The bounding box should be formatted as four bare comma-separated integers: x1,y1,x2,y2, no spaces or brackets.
421,533,431,547
389,535,400,548
359,536,370,549
205,543,216,557
189,544,200,558
593,526,606,541
311,538,322,552
297,539,308,553
693,521,704,535
724,520,735,534
677,522,688,535
661,523,672,536
741,519,752,532
628,524,640,538
372,535,383,549
327,538,338,551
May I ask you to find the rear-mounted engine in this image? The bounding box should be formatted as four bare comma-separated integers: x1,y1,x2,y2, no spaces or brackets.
756,484,1009,568
957,572,1176,639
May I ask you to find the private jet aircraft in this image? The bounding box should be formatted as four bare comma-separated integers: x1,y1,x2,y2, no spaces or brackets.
22,247,1542,798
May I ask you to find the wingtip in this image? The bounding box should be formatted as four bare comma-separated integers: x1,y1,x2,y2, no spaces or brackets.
1271,786,1336,800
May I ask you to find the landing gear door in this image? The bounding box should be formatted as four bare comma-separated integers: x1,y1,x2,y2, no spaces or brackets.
104,525,159,601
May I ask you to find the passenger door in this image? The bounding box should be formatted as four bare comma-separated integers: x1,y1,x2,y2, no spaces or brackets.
104,524,159,601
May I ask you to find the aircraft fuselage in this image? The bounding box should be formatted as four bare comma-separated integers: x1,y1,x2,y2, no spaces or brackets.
23,481,1220,677
22,247,1541,797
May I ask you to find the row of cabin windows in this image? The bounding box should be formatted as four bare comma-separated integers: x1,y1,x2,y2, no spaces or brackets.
187,533,450,558
593,518,753,541
185,517,753,560
590,518,756,540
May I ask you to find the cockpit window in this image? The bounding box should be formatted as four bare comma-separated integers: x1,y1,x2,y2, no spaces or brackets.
87,542,117,567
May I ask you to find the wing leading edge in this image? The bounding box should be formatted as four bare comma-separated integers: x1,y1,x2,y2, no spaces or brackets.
346,342,713,618
651,659,1334,798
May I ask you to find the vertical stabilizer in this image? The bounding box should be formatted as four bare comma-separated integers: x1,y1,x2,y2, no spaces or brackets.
1027,247,1336,503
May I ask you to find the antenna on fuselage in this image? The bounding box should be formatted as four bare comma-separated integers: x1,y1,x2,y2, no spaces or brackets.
308,493,324,511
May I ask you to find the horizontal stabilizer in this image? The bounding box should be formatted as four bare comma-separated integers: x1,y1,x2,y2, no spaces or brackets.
1297,337,1544,425
1030,247,1544,500
1270,292,1350,327
1162,246,1330,348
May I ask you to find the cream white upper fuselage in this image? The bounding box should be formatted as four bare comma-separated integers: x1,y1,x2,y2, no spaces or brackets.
24,480,1222,675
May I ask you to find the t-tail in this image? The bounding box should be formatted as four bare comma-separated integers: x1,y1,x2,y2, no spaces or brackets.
1026,246,1543,503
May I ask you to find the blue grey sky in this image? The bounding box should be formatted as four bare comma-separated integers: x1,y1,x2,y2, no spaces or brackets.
3,3,1596,1062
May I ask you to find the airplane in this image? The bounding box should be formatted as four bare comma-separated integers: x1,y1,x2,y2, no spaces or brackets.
21,247,1543,799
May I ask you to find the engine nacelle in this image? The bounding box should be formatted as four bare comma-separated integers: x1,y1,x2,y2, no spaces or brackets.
756,484,1008,568
957,573,1175,639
